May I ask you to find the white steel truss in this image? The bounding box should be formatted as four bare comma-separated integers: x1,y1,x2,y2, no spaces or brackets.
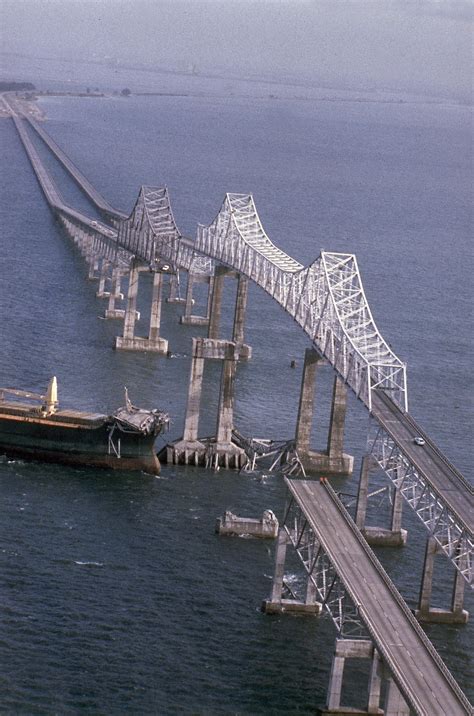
196,193,407,412
111,189,407,411
283,495,368,639
368,422,473,586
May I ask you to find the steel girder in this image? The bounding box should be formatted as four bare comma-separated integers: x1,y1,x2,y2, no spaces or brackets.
282,495,368,639
368,422,473,586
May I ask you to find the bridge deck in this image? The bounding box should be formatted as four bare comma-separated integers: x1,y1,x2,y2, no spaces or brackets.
372,390,473,531
26,116,127,221
286,479,471,716
12,116,120,241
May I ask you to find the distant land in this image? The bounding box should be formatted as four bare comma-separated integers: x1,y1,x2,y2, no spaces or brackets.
0,81,35,92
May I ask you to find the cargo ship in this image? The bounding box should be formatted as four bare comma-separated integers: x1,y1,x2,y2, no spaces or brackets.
0,377,169,474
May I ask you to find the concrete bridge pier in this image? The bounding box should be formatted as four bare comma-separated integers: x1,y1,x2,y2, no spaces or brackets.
207,266,251,360
104,265,125,319
415,536,468,624
75,227,90,256
115,265,168,353
262,528,322,614
383,679,410,716
179,272,213,326
96,260,111,298
87,253,100,280
166,274,186,304
294,349,353,475
354,457,407,547
320,639,385,715
232,274,251,360
166,337,246,468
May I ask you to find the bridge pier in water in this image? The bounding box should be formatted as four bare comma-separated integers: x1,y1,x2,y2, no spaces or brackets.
104,265,125,319
179,272,213,326
415,536,469,624
115,261,168,354
207,265,251,361
166,337,246,469
294,348,353,476
95,260,111,298
166,274,186,304
319,639,411,716
262,528,322,615
355,456,407,547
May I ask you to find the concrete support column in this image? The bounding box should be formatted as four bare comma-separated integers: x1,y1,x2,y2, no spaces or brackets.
105,266,125,319
168,274,178,301
184,273,195,318
232,275,251,359
327,376,347,459
149,271,164,342
180,273,213,326
166,338,245,469
205,277,214,322
115,268,168,353
294,350,353,476
167,274,185,303
305,576,318,605
416,536,468,623
216,343,238,445
355,455,371,530
182,349,205,444
96,260,110,298
356,456,407,547
390,487,404,533
87,255,100,280
384,679,410,716
367,650,383,714
262,525,321,615
295,348,320,453
121,260,140,341
208,266,226,339
326,655,345,711
323,639,375,713
270,529,288,603
451,559,467,614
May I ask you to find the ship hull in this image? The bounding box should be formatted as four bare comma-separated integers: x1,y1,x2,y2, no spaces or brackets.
0,405,162,474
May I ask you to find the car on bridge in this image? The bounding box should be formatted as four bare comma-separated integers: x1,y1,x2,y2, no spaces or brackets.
413,436,426,446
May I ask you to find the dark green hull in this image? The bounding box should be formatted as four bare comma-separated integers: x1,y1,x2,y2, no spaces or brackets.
0,402,167,474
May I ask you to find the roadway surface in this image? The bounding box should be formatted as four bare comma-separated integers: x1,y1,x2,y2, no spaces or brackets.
287,478,472,716
372,389,473,533
11,115,119,243
26,116,128,221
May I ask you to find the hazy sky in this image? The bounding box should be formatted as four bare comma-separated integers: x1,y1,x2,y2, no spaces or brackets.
1,0,472,100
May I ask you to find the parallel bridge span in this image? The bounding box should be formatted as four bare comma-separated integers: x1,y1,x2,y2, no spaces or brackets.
279,479,472,715
11,114,473,587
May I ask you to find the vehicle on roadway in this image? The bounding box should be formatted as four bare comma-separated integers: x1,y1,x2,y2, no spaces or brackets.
413,436,426,446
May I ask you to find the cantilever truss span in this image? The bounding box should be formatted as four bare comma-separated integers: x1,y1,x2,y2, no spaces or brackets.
116,188,407,411
197,193,407,412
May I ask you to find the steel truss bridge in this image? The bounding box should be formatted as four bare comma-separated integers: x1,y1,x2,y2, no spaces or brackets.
279,479,471,715
6,103,473,712
12,112,472,593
